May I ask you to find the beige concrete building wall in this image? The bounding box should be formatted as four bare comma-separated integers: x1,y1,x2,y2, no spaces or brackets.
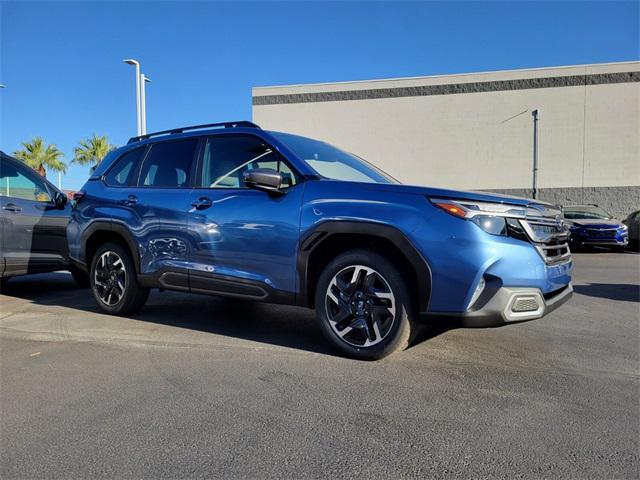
252,62,640,216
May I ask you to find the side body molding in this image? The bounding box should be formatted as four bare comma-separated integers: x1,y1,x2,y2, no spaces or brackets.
296,220,432,313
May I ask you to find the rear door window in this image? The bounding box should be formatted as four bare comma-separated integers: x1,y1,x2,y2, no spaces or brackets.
138,139,197,188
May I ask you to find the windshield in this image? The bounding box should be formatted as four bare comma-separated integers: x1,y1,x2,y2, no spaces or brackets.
270,132,398,184
563,206,612,220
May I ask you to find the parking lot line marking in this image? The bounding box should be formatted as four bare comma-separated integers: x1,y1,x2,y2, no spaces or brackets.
29,352,41,357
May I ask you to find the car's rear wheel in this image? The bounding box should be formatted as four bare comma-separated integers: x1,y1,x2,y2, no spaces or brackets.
315,249,417,360
90,242,148,315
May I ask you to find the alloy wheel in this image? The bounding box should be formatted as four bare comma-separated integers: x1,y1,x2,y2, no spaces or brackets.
94,251,127,306
325,265,396,347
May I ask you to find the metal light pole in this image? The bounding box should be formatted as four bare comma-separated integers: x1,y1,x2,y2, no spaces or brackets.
531,109,540,199
123,59,142,136
140,74,151,135
1,84,6,192
1,84,7,193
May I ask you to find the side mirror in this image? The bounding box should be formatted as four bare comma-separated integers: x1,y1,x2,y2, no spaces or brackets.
54,191,68,209
243,168,283,193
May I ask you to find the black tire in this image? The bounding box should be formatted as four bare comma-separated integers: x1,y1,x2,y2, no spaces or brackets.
89,242,149,315
70,267,90,288
315,249,417,360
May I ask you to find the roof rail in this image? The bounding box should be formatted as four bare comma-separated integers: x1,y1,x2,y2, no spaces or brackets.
127,120,260,144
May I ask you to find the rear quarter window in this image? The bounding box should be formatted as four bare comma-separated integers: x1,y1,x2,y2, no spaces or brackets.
104,148,145,186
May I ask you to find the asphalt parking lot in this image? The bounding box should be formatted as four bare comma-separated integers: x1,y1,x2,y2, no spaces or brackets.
1,252,638,479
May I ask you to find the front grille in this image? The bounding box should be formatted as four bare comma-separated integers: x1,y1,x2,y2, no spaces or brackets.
585,228,618,238
519,205,572,266
533,241,572,265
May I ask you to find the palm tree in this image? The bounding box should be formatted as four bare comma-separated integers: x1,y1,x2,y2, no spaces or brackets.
73,134,114,167
13,137,66,177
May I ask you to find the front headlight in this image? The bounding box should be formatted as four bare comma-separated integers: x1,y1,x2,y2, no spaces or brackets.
430,198,532,236
620,224,628,231
469,215,507,235
430,198,537,219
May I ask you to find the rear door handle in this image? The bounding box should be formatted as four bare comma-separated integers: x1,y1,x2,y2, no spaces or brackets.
120,195,137,206
2,203,21,213
191,197,213,210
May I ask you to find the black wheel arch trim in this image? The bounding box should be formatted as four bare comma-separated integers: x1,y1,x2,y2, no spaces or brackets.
296,220,432,313
81,221,141,274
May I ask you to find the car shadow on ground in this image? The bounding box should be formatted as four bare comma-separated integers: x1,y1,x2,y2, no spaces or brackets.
573,283,640,303
0,272,452,358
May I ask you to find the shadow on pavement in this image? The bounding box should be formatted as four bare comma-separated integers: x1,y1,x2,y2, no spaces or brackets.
573,283,640,302
0,272,450,357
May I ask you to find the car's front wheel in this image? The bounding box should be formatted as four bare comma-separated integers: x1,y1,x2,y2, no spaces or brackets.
315,249,417,360
90,242,149,315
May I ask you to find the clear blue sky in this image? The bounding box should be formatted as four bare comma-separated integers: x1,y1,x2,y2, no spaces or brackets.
1,0,638,190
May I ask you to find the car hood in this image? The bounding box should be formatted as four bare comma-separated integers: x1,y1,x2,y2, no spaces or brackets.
378,183,555,208
566,219,623,228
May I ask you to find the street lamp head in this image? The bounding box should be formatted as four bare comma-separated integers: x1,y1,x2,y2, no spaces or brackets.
123,58,140,67
0,84,6,89
143,76,151,83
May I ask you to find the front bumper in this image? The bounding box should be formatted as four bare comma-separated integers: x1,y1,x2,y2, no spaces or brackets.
570,230,628,247
572,238,628,247
427,283,573,327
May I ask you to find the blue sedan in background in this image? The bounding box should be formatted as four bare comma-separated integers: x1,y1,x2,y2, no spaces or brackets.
563,205,629,250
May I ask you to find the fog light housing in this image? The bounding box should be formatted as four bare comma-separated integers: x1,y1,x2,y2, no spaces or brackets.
512,296,540,312
503,290,546,322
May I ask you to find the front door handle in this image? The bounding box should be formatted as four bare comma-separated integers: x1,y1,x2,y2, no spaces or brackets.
2,203,21,213
120,195,137,206
191,197,213,210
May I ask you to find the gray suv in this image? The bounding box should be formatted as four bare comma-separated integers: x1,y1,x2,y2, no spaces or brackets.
0,151,87,288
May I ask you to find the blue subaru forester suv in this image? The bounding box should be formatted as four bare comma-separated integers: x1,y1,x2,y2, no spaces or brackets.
67,121,573,359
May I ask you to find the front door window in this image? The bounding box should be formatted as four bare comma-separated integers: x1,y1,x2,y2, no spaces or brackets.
201,135,297,190
0,163,51,203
